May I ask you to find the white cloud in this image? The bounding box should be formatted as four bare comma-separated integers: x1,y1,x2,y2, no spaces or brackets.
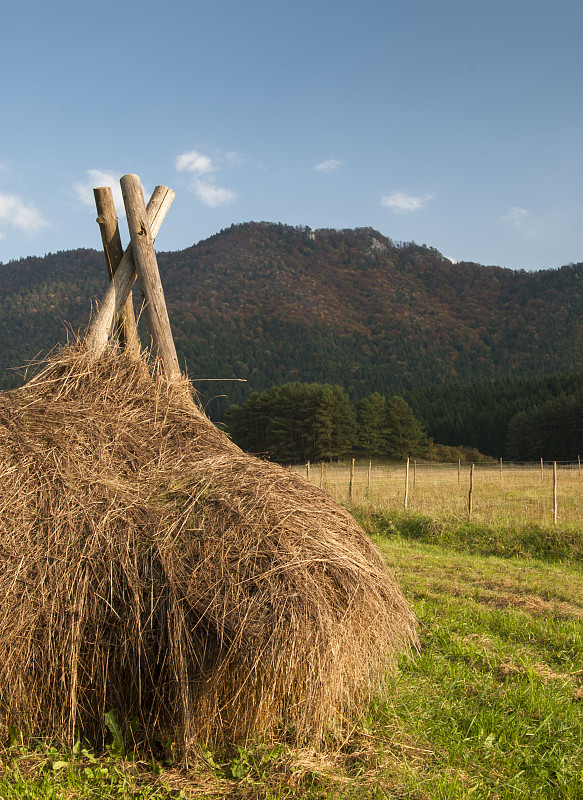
73,169,124,213
194,179,237,208
314,159,342,172
381,190,434,213
176,149,237,207
500,206,538,237
225,151,246,166
175,150,216,175
0,192,49,232
500,206,531,226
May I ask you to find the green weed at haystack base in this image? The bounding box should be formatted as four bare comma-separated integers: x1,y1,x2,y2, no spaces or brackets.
356,507,583,564
0,738,175,799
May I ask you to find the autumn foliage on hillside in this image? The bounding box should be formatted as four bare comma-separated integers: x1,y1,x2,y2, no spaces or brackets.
2,222,583,457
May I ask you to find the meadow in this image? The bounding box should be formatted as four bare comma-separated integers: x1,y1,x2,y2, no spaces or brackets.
297,460,583,529
2,504,582,799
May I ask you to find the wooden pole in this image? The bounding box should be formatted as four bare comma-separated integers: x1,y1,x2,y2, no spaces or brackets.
541,457,544,482
306,460,310,481
93,187,140,356
404,457,410,510
458,458,461,485
414,459,417,487
578,455,581,478
468,463,474,519
348,458,355,503
367,459,372,499
120,175,181,381
86,185,175,355
320,461,324,489
499,457,503,477
553,461,558,525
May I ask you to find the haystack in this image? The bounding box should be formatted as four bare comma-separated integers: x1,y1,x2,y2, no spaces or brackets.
0,345,417,754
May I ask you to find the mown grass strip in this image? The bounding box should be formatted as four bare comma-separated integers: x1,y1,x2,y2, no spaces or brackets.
357,506,583,564
372,533,583,799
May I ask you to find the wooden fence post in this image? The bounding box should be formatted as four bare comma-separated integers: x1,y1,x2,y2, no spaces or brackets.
86,185,175,355
578,455,581,478
499,457,503,477
306,460,310,481
404,457,410,510
348,458,355,503
468,463,474,519
367,459,372,499
93,186,140,356
541,458,544,481
553,461,558,525
458,458,461,485
120,175,181,381
320,461,324,489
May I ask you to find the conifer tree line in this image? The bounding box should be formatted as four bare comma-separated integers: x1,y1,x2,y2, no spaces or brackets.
224,384,428,463
223,375,583,464
505,393,583,462
408,371,583,461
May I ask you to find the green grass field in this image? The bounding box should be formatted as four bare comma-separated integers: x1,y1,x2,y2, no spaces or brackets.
2,512,582,798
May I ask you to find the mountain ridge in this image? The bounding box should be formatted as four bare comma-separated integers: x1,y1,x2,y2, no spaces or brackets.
1,222,582,421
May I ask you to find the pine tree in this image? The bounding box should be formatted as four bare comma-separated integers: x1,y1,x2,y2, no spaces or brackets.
356,392,387,455
385,395,428,459
315,385,356,460
224,382,356,463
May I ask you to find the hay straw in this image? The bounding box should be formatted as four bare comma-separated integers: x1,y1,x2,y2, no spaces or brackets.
0,345,417,754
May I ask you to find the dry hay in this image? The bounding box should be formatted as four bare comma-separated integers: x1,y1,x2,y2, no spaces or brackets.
0,345,417,755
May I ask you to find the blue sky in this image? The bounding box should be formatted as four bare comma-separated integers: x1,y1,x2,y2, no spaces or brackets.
1,0,582,270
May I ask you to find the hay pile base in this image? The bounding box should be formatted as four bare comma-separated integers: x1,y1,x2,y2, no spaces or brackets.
0,346,417,754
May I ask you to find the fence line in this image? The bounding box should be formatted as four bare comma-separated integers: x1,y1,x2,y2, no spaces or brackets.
292,460,583,527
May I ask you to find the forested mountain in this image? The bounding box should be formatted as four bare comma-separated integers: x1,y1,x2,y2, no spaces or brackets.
1,221,582,455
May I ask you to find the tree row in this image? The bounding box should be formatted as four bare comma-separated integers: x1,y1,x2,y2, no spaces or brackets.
223,384,427,463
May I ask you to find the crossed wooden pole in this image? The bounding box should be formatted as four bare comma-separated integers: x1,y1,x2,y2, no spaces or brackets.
85,174,181,381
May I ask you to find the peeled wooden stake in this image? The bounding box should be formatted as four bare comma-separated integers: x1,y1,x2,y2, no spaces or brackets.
93,186,140,356
85,185,175,356
120,174,181,381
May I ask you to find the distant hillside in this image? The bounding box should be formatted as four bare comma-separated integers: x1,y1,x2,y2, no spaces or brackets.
1,222,583,421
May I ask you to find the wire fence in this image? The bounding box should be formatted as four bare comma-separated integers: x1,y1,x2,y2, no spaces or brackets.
292,459,583,527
